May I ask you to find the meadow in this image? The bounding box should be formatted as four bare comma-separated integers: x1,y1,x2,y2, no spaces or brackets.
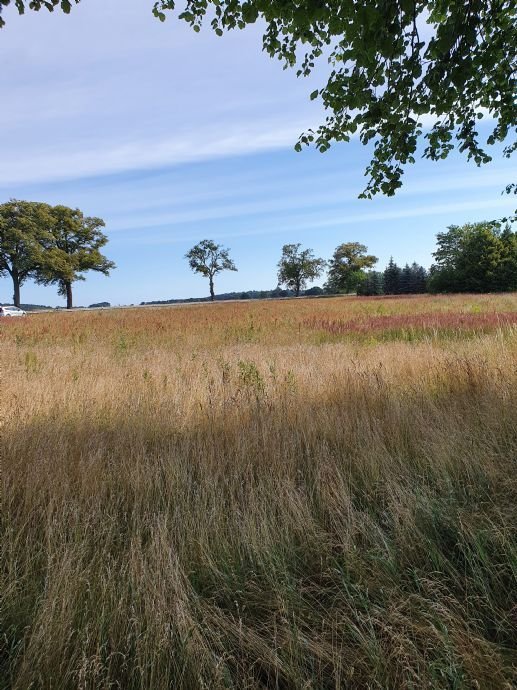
1,293,516,689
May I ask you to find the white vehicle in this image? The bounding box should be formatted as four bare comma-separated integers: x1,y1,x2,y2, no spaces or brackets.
0,305,27,317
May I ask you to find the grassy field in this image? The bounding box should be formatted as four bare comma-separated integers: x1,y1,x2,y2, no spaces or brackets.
1,294,516,689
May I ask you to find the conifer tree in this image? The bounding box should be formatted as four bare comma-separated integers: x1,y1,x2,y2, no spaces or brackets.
399,264,412,294
383,258,401,295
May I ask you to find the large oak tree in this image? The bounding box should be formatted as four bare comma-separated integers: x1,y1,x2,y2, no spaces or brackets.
37,205,115,309
2,1,515,203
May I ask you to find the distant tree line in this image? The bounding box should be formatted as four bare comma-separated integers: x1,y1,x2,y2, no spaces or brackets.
0,200,114,308
2,202,516,308
182,224,516,303
140,286,327,306
280,223,516,297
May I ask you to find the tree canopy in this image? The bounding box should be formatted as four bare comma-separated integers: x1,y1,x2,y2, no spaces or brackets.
0,200,114,308
326,242,377,293
2,0,515,202
0,199,53,307
36,205,114,308
429,221,517,292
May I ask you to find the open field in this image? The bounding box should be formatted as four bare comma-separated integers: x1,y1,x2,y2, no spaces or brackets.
1,294,517,689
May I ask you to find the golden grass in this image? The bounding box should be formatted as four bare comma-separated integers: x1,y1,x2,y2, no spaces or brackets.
1,294,517,689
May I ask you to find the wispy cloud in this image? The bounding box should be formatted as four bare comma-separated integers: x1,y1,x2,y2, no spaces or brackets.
0,120,316,186
115,197,514,246
102,166,511,232
0,0,323,187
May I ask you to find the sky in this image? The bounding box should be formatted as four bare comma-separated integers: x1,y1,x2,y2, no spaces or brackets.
1,0,515,306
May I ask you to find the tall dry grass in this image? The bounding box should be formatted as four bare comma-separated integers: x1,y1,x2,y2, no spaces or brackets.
1,295,516,689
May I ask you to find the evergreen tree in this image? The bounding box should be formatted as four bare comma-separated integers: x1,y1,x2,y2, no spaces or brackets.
409,262,428,293
372,271,384,295
383,258,401,295
357,271,384,296
399,264,412,294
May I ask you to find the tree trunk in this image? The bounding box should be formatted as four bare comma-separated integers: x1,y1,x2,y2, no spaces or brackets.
295,280,300,297
12,273,21,308
65,281,73,309
209,275,215,301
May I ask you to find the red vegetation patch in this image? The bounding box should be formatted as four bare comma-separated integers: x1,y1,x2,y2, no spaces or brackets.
304,311,517,336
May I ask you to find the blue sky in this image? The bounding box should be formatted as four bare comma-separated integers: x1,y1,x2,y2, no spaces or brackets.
1,1,515,306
